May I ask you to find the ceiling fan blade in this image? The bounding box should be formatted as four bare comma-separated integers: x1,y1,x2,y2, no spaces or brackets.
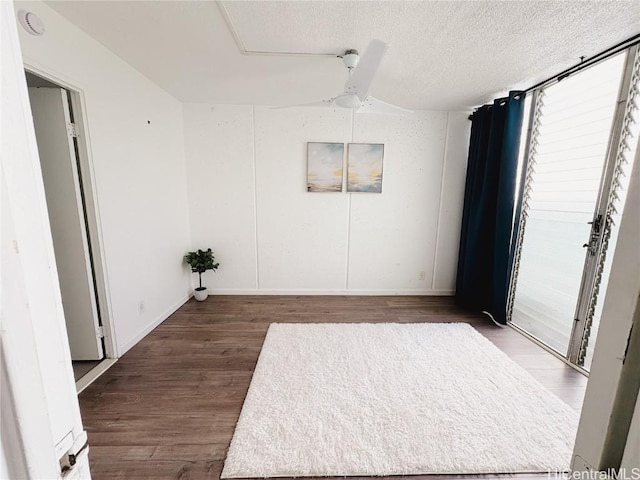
357,96,412,115
271,99,335,109
344,40,389,100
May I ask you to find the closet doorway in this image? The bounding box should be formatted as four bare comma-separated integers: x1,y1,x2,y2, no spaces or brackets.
25,70,114,384
508,46,640,372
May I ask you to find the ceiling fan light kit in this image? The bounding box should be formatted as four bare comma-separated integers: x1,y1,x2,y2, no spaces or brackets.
276,40,411,114
335,93,362,109
341,49,360,70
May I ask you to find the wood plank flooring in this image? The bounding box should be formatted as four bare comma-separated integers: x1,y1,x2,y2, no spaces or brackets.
79,296,587,480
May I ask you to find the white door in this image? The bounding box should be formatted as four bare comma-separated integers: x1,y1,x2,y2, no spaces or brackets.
2,1,90,476
28,86,103,361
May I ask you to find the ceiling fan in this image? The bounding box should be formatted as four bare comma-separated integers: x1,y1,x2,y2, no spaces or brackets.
276,40,411,114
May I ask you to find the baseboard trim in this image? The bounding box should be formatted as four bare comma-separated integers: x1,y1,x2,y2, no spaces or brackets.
118,294,190,356
75,358,118,394
206,289,455,296
115,290,455,357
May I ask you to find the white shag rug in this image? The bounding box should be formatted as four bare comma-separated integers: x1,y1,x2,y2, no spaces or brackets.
221,323,578,478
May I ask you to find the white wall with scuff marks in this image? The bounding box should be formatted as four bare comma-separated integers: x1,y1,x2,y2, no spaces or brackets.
14,0,192,355
183,104,470,295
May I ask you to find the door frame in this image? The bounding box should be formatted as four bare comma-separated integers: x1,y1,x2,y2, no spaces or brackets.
568,46,640,366
2,2,89,473
24,62,118,360
507,46,639,372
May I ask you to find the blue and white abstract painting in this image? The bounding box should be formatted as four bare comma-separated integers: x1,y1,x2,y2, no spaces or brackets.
347,143,384,193
307,142,344,192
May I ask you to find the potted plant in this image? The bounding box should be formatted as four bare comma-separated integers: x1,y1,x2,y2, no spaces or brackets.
184,248,219,301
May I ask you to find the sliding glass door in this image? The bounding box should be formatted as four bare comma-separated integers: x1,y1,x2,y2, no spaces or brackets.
508,46,640,371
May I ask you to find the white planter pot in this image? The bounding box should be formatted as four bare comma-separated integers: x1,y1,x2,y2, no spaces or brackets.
194,288,208,301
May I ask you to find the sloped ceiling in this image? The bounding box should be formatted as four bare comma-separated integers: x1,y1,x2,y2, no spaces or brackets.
44,0,640,110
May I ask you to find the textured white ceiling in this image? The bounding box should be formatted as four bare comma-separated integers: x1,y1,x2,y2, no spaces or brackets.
43,0,640,110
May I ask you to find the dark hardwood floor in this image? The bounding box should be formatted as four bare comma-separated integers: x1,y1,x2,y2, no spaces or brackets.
80,296,587,480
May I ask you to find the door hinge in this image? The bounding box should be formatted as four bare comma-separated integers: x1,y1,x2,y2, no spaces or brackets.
96,326,104,338
60,431,89,477
66,122,79,138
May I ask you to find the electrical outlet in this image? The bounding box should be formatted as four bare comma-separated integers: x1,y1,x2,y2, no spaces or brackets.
138,301,145,314
418,271,426,281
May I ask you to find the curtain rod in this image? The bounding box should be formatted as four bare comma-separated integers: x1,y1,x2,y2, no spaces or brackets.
524,33,640,94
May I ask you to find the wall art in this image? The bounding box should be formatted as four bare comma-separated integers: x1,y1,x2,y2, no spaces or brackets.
307,142,344,192
347,143,384,193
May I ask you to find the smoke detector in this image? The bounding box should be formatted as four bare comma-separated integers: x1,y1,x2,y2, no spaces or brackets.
18,10,45,36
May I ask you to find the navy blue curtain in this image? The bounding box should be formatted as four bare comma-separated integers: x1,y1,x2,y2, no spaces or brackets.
455,91,526,325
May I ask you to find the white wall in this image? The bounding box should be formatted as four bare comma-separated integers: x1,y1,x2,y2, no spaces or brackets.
184,105,470,294
15,0,192,355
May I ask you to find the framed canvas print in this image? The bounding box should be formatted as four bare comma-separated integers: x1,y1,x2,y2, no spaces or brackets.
307,142,344,192
347,143,384,193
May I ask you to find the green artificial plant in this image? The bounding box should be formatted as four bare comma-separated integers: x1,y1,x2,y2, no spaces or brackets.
184,248,220,290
